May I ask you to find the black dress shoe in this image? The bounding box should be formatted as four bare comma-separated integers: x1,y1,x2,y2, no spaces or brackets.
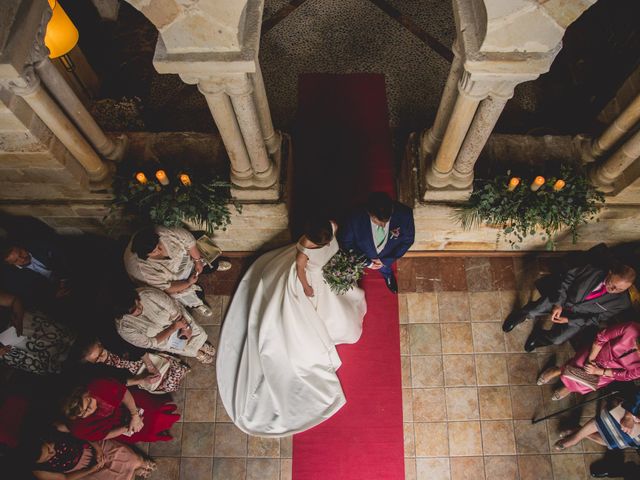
589,460,620,477
502,313,526,333
524,337,540,353
384,274,398,294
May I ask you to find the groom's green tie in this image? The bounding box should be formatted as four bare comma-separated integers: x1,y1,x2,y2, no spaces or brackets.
374,225,386,249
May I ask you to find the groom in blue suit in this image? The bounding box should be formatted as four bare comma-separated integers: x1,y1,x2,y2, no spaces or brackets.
340,192,415,293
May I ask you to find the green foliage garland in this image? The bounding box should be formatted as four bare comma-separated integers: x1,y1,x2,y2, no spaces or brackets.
110,171,241,233
322,250,368,295
455,165,604,250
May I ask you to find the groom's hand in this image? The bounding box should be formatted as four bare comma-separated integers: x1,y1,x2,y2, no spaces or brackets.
369,259,383,270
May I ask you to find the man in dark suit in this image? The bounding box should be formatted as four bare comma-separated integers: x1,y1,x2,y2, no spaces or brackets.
340,192,415,293
503,263,635,352
0,238,72,311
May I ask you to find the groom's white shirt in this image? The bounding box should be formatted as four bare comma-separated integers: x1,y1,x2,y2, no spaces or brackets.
370,219,390,254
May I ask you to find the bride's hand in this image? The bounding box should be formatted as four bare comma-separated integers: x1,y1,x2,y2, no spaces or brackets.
303,285,314,297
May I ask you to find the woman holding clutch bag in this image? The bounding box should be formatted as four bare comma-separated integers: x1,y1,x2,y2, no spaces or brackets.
79,339,189,393
537,321,640,400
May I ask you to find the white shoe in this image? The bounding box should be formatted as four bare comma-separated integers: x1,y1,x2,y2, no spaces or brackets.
217,260,232,272
193,304,213,317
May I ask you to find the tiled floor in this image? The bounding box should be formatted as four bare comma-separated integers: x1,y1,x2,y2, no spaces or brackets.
148,255,638,480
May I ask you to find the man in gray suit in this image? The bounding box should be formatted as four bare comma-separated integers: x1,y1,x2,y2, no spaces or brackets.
502,263,636,352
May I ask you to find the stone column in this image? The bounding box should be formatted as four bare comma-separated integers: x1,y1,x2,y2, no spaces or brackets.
194,77,254,188
451,85,516,187
420,45,464,159
252,61,281,156
227,74,278,188
8,67,109,183
584,92,640,162
35,57,127,161
589,128,640,192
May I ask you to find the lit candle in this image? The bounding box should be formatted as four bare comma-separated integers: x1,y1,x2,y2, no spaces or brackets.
155,170,169,186
553,179,566,191
507,177,520,191
179,174,192,186
530,176,545,192
135,172,147,184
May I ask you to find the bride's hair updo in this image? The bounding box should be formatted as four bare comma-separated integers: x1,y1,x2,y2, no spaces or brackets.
304,218,333,246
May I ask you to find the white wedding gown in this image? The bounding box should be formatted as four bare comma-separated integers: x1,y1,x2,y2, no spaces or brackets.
216,234,366,437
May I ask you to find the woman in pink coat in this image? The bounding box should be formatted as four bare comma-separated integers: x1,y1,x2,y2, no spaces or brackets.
537,321,640,400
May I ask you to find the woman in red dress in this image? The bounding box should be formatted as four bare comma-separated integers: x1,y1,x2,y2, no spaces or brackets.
62,377,180,443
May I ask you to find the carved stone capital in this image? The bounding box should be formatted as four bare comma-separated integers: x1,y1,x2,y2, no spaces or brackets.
457,70,492,100
196,78,227,96
225,74,253,97
8,66,41,97
30,8,53,65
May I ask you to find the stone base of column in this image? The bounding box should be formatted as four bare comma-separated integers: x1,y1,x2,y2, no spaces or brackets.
574,133,598,165
103,134,129,162
88,161,115,192
588,165,616,193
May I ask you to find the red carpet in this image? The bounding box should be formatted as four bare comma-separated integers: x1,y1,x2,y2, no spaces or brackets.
292,74,404,480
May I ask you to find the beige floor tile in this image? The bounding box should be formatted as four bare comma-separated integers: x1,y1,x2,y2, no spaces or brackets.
518,454,553,480
247,458,279,480
468,292,501,322
179,457,212,480
471,323,506,353
407,292,439,323
280,459,292,480
202,295,224,325
402,356,413,387
438,292,470,323
399,294,409,324
413,388,447,422
181,422,215,457
171,387,186,422
475,354,509,386
550,453,588,480
510,385,545,420
450,457,485,480
403,388,414,422
411,355,444,387
400,324,410,354
279,437,292,458
498,290,520,318
409,324,442,354
248,436,280,457
503,321,534,353
186,359,217,389
149,457,181,480
448,421,482,456
445,387,479,421
404,422,416,457
480,420,516,455
184,388,217,422
150,423,183,457
441,324,474,354
506,353,540,385
541,383,575,416
416,458,450,480
213,423,248,457
514,419,550,453
483,456,518,480
212,458,246,480
478,386,512,420
405,458,417,480
443,355,477,386
415,422,449,457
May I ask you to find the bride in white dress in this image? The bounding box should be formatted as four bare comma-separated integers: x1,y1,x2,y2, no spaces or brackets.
216,219,367,437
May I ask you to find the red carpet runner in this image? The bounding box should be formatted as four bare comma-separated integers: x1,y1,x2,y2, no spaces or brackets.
292,74,405,480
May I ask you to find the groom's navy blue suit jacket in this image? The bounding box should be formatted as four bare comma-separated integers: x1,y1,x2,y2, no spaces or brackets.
339,202,415,269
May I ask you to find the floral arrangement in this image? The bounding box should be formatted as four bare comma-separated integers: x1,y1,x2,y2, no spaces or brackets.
456,164,604,250
322,250,368,295
109,168,241,234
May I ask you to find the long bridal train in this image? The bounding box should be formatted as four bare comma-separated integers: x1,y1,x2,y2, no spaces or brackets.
216,234,366,437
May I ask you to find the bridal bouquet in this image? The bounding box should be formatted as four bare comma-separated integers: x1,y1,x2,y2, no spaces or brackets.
322,250,368,295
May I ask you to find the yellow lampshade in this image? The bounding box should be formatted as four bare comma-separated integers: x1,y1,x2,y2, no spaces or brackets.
45,0,79,59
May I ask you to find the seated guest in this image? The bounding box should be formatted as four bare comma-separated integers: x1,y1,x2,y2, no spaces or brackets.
537,321,640,400
62,377,180,444
554,386,640,451
27,429,155,479
0,290,75,375
114,287,215,364
503,262,635,352
79,338,189,393
123,226,231,317
0,238,72,311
